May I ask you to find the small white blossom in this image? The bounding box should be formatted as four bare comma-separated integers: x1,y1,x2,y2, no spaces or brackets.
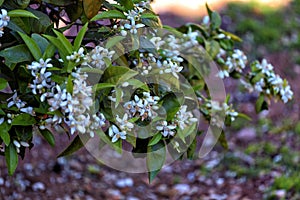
280,85,293,103
66,47,85,63
116,113,134,131
123,21,145,34
0,9,10,28
175,105,198,130
85,46,115,69
109,125,126,143
156,121,177,137
256,59,274,76
7,92,26,109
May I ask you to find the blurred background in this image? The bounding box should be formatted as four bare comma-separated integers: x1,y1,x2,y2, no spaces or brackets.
1,0,300,199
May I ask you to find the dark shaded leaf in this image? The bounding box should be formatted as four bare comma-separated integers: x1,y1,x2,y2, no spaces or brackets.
12,114,36,126
83,0,103,19
91,10,126,21
0,122,11,146
58,135,84,157
147,141,166,183
5,143,18,176
40,129,55,147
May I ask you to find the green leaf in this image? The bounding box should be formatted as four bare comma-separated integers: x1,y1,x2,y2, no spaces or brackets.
0,0,4,6
0,122,11,146
66,75,73,94
91,10,126,21
105,35,126,49
8,9,38,19
148,133,162,146
0,78,7,90
140,13,159,19
58,135,84,157
211,12,222,29
12,114,36,126
147,141,166,183
161,93,181,121
83,0,103,19
43,35,68,61
5,143,18,176
94,83,115,90
126,79,149,91
255,95,268,113
40,129,55,147
31,34,50,54
118,0,134,10
187,138,197,159
42,0,75,6
53,30,73,55
218,130,228,150
74,23,88,51
102,66,138,84
0,44,33,68
42,43,56,59
18,32,42,60
205,40,220,58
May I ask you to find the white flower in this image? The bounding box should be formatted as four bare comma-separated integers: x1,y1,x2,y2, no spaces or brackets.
217,69,229,79
280,85,293,103
66,47,85,63
13,140,29,153
7,92,26,109
156,121,177,137
109,125,126,143
257,59,274,76
162,60,183,79
0,9,10,27
116,113,134,131
85,46,115,69
124,21,145,34
175,105,198,130
20,107,35,116
254,78,265,92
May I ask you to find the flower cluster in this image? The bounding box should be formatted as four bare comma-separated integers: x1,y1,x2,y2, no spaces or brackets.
156,105,198,137
241,59,293,103
202,99,238,128
27,58,55,101
0,9,9,37
45,71,106,137
66,47,85,63
124,92,160,121
119,3,146,36
84,46,115,69
217,49,248,79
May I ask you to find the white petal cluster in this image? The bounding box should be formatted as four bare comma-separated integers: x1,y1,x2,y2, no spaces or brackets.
27,58,55,100
0,9,9,37
158,59,183,79
13,140,30,153
120,5,145,36
109,124,126,143
242,59,293,103
174,105,198,130
66,47,85,63
205,100,238,127
84,46,115,69
108,113,134,143
156,121,177,137
46,71,106,137
124,92,160,121
7,92,26,109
